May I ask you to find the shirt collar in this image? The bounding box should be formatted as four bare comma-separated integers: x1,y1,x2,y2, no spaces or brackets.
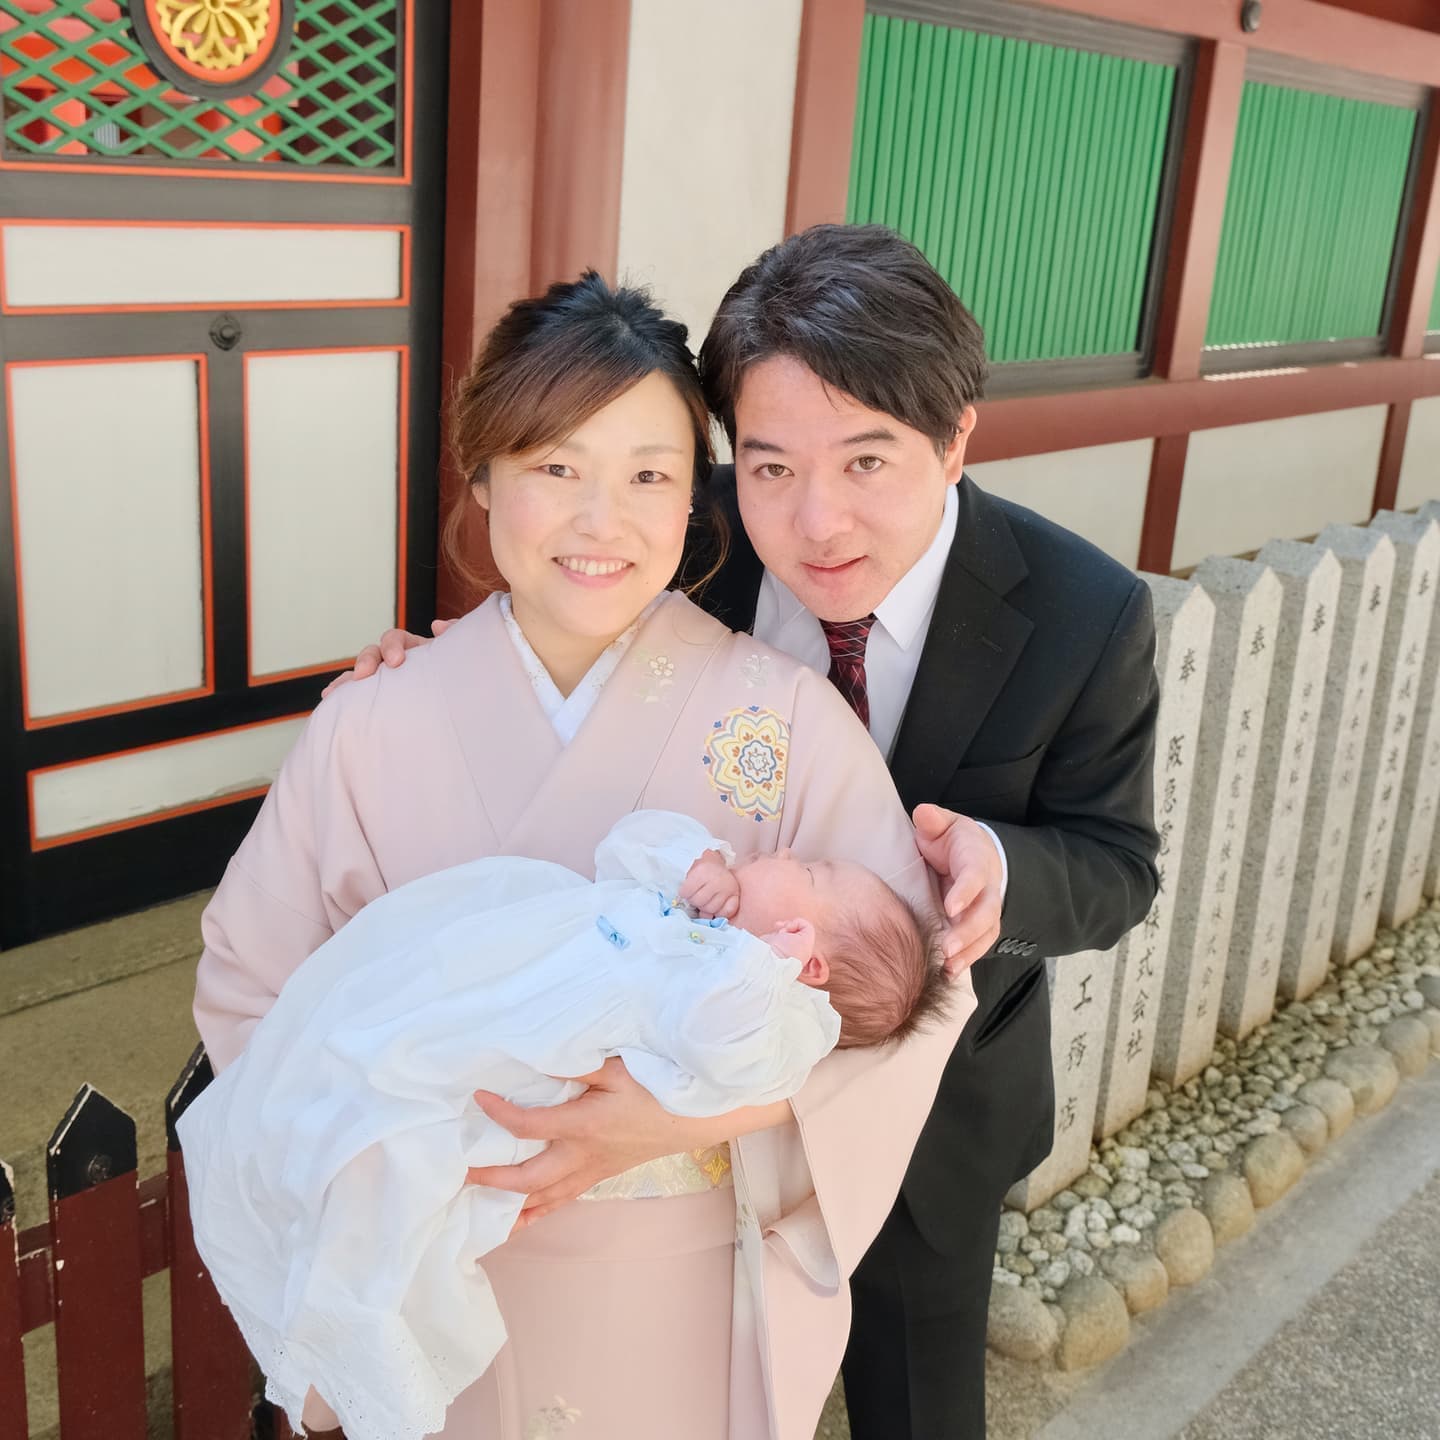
872,484,959,652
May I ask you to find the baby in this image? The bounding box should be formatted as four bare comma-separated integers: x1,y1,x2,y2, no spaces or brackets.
178,811,946,1440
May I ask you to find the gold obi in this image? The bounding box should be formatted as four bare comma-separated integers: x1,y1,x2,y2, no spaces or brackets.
581,1142,733,1200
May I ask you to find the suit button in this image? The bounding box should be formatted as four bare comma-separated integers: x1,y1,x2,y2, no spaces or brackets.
1023,943,1038,957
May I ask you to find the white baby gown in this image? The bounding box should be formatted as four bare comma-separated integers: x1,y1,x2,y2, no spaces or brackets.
177,810,841,1440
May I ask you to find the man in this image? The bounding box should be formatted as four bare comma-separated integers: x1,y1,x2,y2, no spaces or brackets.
340,224,1159,1436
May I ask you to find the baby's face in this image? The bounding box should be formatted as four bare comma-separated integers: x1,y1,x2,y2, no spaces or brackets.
731,849,880,939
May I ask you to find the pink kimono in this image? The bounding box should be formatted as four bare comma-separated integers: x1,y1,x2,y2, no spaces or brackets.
194,590,976,1440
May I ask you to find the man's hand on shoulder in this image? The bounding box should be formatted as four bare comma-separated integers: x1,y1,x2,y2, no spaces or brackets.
320,618,455,699
913,803,1003,975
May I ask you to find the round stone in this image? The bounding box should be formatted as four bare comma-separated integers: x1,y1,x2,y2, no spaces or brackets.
1296,1077,1356,1139
1029,1206,1062,1234
998,1210,1030,1246
1109,1181,1142,1210
1242,1132,1306,1209
1039,1260,1071,1289
987,1280,1058,1361
1004,1254,1035,1277
1056,1277,1131,1371
1324,1046,1400,1116
1073,1172,1112,1199
1416,973,1440,1008
1153,1206,1214,1287
1100,1245,1169,1315
1379,1016,1431,1077
1199,1171,1255,1245
1420,1008,1440,1056
1110,1224,1141,1245
1279,1102,1329,1158
1043,1232,1068,1256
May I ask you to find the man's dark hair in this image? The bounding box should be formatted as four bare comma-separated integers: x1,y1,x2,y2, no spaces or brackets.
698,223,988,451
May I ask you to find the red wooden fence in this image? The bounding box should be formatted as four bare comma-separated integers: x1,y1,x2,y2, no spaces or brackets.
0,1044,296,1439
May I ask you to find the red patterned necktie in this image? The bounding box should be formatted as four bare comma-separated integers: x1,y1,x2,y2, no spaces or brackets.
819,614,876,729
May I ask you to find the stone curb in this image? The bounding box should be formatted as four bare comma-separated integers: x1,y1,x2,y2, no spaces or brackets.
986,902,1440,1369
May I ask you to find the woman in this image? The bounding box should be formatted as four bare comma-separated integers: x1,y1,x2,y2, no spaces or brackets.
193,274,975,1440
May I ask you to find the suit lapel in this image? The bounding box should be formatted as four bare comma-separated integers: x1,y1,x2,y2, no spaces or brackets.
889,478,1034,812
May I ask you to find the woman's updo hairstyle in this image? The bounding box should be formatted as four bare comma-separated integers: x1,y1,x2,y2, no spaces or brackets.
444,271,722,600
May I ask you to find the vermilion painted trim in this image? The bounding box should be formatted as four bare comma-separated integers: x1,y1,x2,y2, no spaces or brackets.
0,0,416,185
0,219,410,315
1024,0,1440,87
1373,400,1410,512
25,712,306,851
531,0,631,287
1387,100,1440,359
1151,42,1246,381
5,353,216,731
786,0,867,235
969,356,1440,464
242,345,411,687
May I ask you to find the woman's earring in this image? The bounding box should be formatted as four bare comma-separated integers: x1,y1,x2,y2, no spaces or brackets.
688,504,695,515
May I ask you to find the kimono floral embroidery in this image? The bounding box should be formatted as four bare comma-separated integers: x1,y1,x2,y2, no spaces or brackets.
741,652,773,689
689,1143,733,1187
633,647,676,705
524,1396,581,1438
701,706,790,822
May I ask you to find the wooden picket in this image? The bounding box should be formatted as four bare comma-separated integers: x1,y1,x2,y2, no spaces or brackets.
0,1046,290,1439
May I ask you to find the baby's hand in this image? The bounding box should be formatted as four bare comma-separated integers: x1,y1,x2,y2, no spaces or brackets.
680,850,741,920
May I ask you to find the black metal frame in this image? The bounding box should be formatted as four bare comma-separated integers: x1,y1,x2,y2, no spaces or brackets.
0,0,447,949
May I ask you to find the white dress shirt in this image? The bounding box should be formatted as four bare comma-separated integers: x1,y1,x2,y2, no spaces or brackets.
751,485,1009,896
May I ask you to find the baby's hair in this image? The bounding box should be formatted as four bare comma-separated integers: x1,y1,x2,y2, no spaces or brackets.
825,886,950,1048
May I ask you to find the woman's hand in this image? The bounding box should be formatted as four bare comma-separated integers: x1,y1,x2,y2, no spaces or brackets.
468,1057,788,1226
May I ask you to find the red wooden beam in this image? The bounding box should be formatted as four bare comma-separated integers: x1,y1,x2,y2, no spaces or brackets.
1152,41,1246,381
1138,433,1190,573
436,0,542,617
1025,0,1440,86
970,355,1440,464
1388,100,1440,360
531,0,631,288
1373,401,1411,512
786,0,867,234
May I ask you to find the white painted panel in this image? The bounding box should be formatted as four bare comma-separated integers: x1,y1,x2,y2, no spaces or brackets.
1397,394,1440,511
616,0,803,348
33,717,305,842
3,225,402,308
248,350,399,678
965,439,1153,567
10,359,205,718
1174,406,1385,570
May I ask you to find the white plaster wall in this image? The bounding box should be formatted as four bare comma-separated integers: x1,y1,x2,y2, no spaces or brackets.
1173,406,1386,570
1397,394,1440,512
615,0,803,350
965,439,1153,568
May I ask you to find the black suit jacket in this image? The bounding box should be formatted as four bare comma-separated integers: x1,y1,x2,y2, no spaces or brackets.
694,468,1161,1252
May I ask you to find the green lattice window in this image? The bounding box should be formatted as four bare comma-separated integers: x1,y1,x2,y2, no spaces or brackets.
847,12,1177,366
1207,82,1416,349
1,0,400,169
